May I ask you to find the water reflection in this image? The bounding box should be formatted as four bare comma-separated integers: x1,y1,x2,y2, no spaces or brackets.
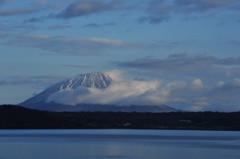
0,130,239,159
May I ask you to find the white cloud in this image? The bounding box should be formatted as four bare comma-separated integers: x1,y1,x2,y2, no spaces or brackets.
87,79,160,106
46,71,240,112
46,71,202,110
47,86,91,105
192,78,203,90
5,34,144,55
87,37,125,47
104,70,124,81
48,74,162,106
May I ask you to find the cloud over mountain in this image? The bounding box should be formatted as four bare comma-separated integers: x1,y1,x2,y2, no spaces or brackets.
47,71,162,106
43,70,240,112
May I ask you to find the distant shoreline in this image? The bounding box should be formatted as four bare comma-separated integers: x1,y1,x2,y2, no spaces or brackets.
0,105,240,131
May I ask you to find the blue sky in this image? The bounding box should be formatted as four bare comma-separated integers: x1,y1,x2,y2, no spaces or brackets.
1,0,240,111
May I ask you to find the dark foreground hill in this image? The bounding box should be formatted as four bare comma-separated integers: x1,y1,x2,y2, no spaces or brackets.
0,105,240,130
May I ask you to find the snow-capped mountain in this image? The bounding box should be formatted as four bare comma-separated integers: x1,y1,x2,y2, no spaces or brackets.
20,72,112,107
20,72,179,112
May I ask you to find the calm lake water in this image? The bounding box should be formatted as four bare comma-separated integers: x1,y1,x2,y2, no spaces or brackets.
0,129,239,159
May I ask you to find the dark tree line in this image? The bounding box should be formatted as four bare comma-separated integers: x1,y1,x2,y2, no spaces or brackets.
0,105,240,130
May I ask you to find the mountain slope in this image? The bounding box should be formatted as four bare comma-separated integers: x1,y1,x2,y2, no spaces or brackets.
21,72,112,108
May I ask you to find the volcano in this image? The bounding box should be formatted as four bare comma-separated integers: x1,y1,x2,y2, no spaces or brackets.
20,72,179,112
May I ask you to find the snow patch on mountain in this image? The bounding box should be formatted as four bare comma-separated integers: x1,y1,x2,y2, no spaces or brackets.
57,72,112,90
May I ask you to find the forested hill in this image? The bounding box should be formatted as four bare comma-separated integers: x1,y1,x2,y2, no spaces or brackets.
0,105,240,130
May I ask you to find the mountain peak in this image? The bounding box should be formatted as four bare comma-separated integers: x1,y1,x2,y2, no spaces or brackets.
60,72,112,90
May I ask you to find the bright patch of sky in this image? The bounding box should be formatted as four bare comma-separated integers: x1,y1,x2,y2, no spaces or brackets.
1,0,240,111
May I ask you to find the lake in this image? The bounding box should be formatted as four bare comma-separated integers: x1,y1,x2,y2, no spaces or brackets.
0,129,239,159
